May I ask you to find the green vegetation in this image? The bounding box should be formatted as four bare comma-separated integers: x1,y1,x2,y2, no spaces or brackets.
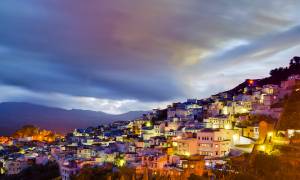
188,173,209,180
278,90,300,130
213,153,300,180
268,57,300,85
73,165,195,180
72,164,138,180
72,164,113,180
227,56,300,95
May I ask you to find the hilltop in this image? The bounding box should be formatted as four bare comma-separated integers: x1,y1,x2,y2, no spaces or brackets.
225,56,300,95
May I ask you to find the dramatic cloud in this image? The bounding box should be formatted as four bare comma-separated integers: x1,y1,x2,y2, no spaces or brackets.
0,0,300,113
0,85,171,114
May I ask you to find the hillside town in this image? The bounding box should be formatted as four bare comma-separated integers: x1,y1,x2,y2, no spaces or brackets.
0,57,300,179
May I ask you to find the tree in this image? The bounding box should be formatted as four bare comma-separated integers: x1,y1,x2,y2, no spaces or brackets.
188,173,208,180
223,153,300,180
278,90,300,130
72,164,114,180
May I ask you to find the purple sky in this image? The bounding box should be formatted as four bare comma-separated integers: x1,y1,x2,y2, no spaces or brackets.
0,0,300,114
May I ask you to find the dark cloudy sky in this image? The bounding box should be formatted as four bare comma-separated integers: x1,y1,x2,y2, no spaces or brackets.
1,0,300,114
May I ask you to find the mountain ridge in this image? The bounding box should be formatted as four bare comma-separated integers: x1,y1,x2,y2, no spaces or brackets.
0,102,148,135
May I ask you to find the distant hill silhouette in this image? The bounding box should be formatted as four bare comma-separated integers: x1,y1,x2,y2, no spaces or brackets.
0,102,148,135
1,57,299,135
225,56,300,95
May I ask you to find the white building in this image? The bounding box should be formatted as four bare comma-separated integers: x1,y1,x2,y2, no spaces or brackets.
197,129,237,158
203,116,232,129
77,148,94,159
262,84,279,95
4,160,28,175
60,161,79,180
174,138,198,156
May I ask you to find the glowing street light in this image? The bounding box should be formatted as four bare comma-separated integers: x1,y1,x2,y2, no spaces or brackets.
267,132,273,137
146,121,152,127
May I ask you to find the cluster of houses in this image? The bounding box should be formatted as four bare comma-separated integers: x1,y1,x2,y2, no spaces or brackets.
0,140,51,175
0,74,299,179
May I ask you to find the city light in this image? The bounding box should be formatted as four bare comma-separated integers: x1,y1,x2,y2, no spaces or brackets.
0,3,299,177
224,124,231,130
248,79,254,85
259,145,266,152
116,159,126,167
146,121,152,127
232,134,239,143
267,132,273,137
